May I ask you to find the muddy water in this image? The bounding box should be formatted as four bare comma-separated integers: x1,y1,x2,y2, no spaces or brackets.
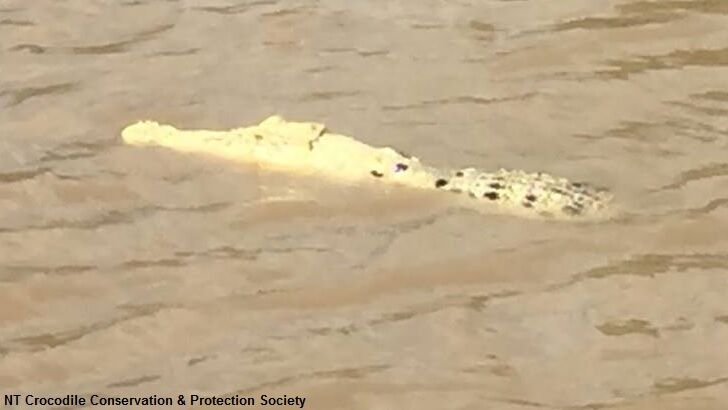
1,0,728,409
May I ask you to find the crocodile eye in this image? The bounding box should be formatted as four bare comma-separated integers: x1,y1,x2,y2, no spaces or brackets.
370,170,384,178
394,163,408,172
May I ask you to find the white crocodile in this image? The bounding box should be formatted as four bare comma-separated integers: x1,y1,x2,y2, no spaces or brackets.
121,115,612,220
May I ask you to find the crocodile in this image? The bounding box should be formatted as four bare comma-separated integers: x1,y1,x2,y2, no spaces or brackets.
121,115,612,220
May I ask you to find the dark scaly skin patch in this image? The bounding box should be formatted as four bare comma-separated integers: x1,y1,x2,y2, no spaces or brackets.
562,205,581,216
439,167,610,218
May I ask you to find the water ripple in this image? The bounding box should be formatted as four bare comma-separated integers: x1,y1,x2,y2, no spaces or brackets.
0,83,78,107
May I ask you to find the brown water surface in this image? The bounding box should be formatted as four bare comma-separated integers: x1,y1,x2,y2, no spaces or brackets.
1,1,728,409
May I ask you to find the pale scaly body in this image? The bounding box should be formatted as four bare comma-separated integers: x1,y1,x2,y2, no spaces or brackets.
121,115,612,220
